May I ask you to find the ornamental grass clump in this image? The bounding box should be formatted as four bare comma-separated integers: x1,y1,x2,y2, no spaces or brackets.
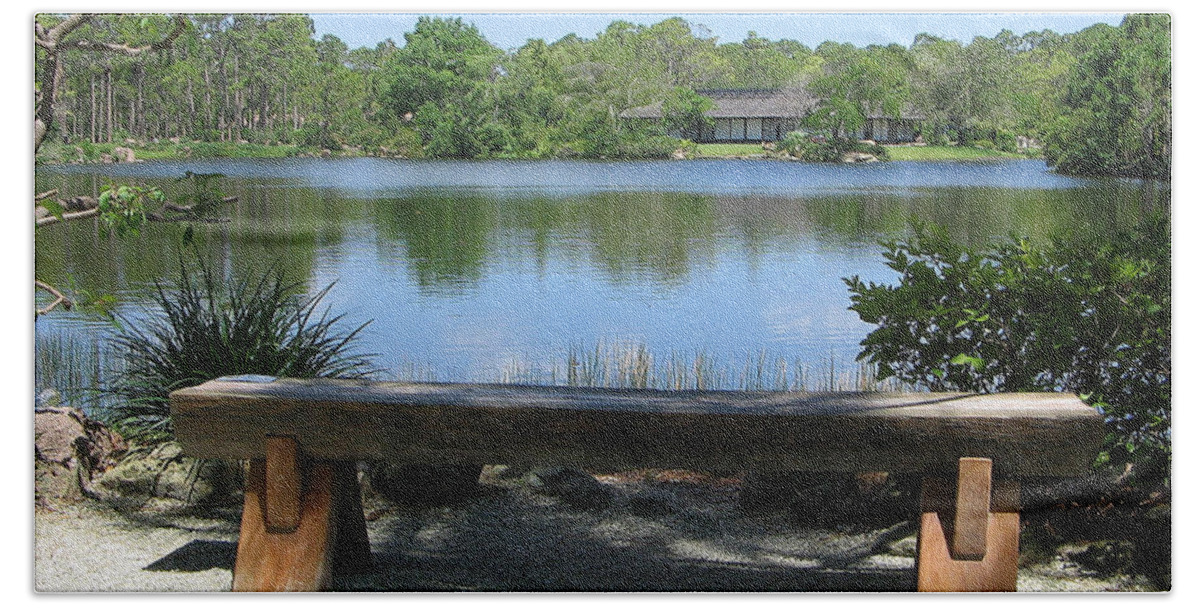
105,259,377,442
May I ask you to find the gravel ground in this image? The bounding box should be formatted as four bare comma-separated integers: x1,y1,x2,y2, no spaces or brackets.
33,470,1160,593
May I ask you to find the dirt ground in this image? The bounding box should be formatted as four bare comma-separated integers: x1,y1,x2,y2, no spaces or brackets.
33,467,1168,593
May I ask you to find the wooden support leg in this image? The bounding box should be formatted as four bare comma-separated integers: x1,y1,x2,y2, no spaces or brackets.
232,437,371,591
916,457,1021,592
331,463,373,576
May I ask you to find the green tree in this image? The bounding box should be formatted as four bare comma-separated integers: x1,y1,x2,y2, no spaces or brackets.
806,43,910,139
661,86,714,140
910,32,1015,145
380,17,501,119
1044,15,1171,178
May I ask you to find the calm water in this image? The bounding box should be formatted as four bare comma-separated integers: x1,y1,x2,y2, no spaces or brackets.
34,158,1164,393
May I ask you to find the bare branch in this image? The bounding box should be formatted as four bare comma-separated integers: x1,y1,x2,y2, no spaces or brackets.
35,280,73,316
57,15,188,57
35,189,59,201
36,208,98,226
43,14,92,43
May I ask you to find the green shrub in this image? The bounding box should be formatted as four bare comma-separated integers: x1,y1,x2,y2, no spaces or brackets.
781,133,888,162
927,132,951,147
780,131,838,162
172,171,227,214
104,259,378,442
844,214,1170,475
994,130,1019,153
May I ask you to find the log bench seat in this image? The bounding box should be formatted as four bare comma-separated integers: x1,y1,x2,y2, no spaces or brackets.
169,375,1105,592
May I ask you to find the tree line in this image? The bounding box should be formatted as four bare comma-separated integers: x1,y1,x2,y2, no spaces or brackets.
35,13,1170,178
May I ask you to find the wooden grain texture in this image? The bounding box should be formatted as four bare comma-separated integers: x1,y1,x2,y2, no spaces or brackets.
917,476,1020,592
171,378,1105,476
264,436,301,532
233,459,337,591
952,458,992,561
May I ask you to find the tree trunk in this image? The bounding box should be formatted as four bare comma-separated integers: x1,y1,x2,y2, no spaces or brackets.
106,67,113,143
90,73,97,144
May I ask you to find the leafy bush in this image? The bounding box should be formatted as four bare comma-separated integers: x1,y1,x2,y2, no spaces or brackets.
994,129,1019,153
104,259,378,442
172,171,227,214
97,183,163,237
844,215,1170,473
294,125,340,150
781,133,888,162
927,132,952,147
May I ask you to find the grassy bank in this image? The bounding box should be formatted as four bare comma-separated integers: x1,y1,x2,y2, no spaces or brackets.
38,140,1036,165
695,142,1035,162
885,145,1031,161
37,140,310,164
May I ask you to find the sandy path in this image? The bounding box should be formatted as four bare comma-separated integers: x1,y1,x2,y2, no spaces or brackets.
33,473,1154,592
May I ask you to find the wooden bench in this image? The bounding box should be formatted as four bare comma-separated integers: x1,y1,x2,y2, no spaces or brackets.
170,375,1105,592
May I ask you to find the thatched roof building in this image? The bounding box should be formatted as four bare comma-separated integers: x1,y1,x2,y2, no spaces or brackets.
622,88,923,144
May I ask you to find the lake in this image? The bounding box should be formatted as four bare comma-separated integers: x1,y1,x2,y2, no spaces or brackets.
34,158,1165,402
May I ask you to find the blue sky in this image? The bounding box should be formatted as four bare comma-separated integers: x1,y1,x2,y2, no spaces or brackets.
309,12,1127,51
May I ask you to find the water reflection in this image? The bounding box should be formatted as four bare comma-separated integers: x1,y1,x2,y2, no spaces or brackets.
35,159,1161,383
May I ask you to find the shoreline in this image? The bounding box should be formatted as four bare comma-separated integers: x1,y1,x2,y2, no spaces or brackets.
35,142,1035,167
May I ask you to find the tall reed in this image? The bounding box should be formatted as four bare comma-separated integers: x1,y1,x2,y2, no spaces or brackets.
35,332,125,414
491,341,911,392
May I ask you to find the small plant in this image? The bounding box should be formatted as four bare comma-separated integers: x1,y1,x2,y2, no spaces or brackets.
174,171,227,213
104,257,378,442
97,183,164,237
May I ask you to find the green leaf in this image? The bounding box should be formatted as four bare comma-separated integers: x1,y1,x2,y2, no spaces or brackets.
950,353,985,371
41,199,65,220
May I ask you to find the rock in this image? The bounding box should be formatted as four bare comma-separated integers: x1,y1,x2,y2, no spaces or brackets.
671,148,687,160
36,388,62,409
840,152,878,163
366,462,483,507
528,467,612,511
169,136,181,144
100,153,114,164
63,196,98,211
112,146,136,163
97,442,240,505
320,149,332,158
35,406,127,505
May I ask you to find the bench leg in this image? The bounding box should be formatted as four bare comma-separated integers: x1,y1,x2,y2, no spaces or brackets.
916,457,1021,592
232,437,370,591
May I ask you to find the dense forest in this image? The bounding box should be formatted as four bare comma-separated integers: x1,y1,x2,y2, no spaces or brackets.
35,13,1170,178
